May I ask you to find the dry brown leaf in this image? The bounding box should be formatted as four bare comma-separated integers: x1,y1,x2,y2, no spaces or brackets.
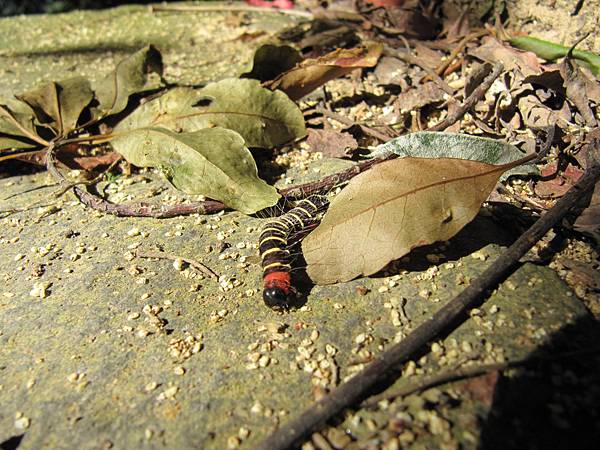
306,129,358,158
470,37,542,77
374,56,409,86
394,81,446,113
266,43,383,101
560,54,598,127
303,156,527,284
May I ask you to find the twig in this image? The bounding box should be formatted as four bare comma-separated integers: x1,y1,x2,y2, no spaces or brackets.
46,145,227,218
51,156,123,198
361,346,600,408
0,148,47,163
435,30,488,76
149,3,313,19
255,141,600,450
135,250,219,281
427,62,503,132
0,201,61,219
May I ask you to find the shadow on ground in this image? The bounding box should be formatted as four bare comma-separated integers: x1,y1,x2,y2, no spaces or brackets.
479,315,600,450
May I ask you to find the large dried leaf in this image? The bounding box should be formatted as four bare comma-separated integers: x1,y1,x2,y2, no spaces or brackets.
393,82,446,113
93,45,163,117
15,77,93,135
266,43,383,100
303,157,527,284
114,80,305,148
109,127,279,214
373,131,538,179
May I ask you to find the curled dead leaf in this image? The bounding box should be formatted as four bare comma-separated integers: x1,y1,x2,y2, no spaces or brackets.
266,43,383,100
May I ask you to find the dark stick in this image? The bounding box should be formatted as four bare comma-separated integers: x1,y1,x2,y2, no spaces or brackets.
427,62,504,132
256,143,600,450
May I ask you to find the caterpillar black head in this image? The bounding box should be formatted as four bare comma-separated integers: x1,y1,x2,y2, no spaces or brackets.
262,272,291,310
263,287,289,309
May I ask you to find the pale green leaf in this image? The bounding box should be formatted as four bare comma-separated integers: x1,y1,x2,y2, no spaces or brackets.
13,77,93,135
372,131,538,179
115,79,305,148
93,45,163,117
0,135,37,150
56,77,94,133
110,127,279,214
0,100,37,140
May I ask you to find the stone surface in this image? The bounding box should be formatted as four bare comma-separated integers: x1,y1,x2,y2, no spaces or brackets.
1,4,598,450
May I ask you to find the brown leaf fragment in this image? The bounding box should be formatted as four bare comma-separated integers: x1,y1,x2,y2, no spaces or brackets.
557,258,600,292
374,56,409,87
560,53,598,127
303,156,529,284
413,42,443,70
384,3,439,40
573,182,600,238
518,95,559,129
470,37,542,77
306,128,358,158
394,82,446,113
265,43,383,100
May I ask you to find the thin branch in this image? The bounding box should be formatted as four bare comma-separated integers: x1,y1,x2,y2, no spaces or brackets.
361,346,600,408
435,30,488,76
255,141,600,450
0,148,47,163
46,145,227,218
427,62,504,132
135,250,219,281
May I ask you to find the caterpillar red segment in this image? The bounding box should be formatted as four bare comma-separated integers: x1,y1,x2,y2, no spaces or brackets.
258,195,330,309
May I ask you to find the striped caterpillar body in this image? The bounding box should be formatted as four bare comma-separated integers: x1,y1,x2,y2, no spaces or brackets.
259,195,329,309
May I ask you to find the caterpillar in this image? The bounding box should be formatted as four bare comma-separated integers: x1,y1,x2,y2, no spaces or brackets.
259,195,330,310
